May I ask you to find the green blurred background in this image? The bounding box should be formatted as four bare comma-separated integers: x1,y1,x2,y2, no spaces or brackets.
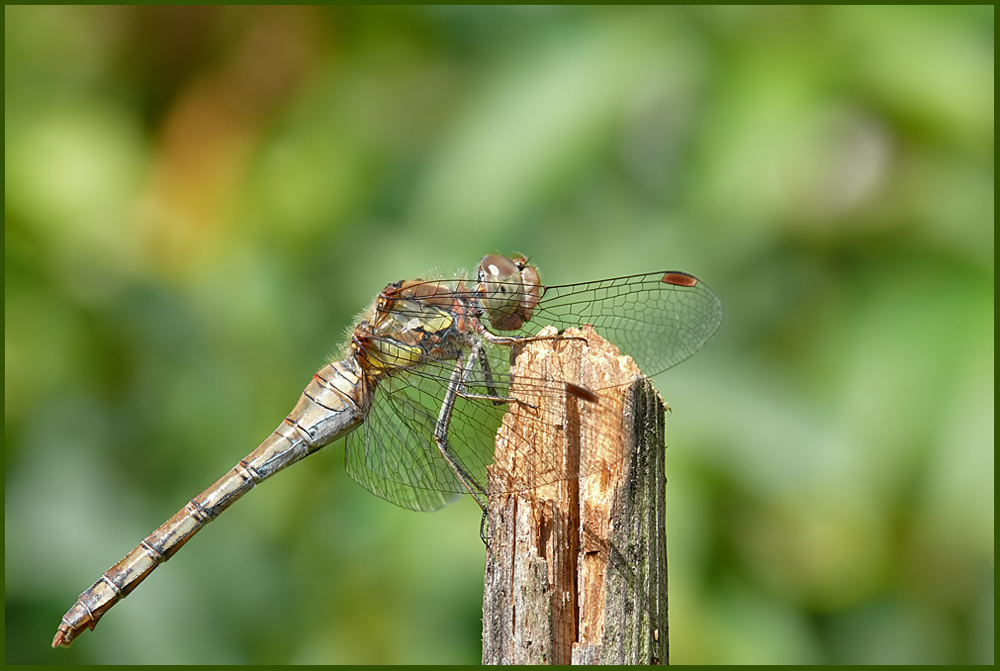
5,6,993,664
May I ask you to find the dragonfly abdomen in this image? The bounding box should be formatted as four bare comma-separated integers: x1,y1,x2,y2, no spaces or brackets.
52,359,366,648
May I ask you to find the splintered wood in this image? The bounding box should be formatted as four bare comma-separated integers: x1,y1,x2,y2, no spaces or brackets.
482,326,669,665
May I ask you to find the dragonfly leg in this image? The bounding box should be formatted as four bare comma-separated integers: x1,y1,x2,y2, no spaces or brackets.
478,328,588,349
456,338,539,409
479,508,489,545
466,337,505,406
434,354,489,512
467,345,493,544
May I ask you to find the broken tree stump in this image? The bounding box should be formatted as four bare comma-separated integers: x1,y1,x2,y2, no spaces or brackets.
483,325,669,665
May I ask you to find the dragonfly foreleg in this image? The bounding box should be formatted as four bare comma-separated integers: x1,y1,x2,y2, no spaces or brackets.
434,354,489,512
466,337,505,406
455,338,538,410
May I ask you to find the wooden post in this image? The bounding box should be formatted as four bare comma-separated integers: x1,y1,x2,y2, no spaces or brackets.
483,326,669,665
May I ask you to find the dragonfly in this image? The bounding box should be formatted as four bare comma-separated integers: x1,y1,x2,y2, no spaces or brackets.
52,253,722,648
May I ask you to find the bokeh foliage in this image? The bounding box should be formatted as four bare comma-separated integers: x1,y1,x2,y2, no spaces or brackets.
5,5,993,664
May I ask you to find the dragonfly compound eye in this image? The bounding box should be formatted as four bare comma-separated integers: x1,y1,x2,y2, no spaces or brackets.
477,254,542,331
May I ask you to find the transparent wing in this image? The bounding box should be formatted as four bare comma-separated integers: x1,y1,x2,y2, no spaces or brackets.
343,342,605,511
345,268,721,510
521,271,723,379
344,369,463,512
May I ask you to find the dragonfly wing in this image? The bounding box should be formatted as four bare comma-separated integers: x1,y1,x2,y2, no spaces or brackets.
343,341,588,509
526,272,723,378
404,348,606,495
344,349,521,512
345,369,463,512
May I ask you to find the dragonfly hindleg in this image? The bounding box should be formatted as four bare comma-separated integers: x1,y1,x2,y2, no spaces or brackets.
434,353,489,511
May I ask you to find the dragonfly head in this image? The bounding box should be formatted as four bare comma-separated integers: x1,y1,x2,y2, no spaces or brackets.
476,254,541,331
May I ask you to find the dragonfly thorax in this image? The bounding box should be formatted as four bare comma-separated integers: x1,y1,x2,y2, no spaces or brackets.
354,279,473,375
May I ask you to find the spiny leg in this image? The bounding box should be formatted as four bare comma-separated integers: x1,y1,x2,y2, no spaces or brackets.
456,338,538,410
459,340,501,543
466,337,505,406
434,353,489,513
